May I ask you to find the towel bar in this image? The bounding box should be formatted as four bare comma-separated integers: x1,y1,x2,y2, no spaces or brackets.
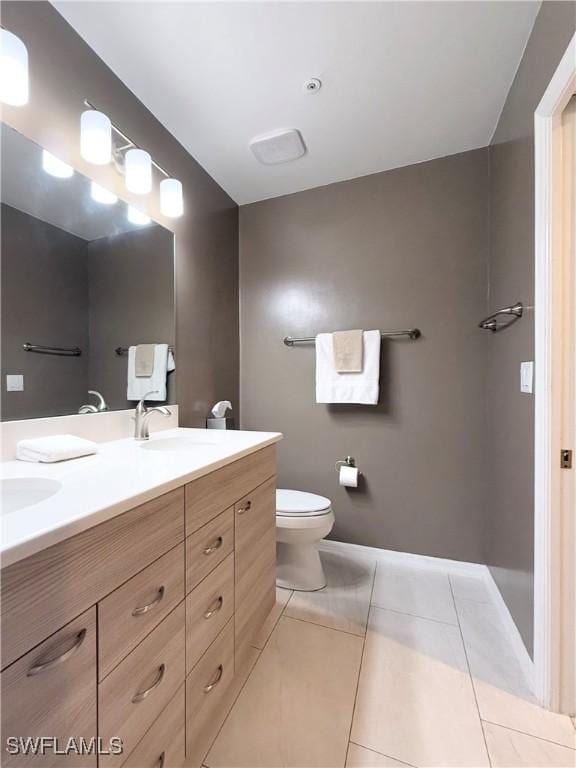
284,329,421,346
115,345,175,356
479,302,523,333
22,343,82,357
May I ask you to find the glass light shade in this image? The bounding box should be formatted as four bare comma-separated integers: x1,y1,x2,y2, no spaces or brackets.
125,148,152,194
42,150,74,179
91,181,117,205
160,178,183,218
0,29,29,106
81,110,112,165
127,205,151,226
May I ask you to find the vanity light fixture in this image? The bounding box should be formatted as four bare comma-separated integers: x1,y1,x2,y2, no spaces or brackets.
127,205,151,226
125,148,152,195
42,150,74,179
160,178,183,218
82,98,184,217
80,110,112,165
91,181,117,205
0,28,29,106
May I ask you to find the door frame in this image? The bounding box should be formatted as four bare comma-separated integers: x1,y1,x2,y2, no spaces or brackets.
534,32,576,713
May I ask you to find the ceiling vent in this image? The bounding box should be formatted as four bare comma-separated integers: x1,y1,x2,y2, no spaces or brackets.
249,129,306,165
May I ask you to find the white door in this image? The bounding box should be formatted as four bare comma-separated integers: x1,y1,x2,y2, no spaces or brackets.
557,95,576,714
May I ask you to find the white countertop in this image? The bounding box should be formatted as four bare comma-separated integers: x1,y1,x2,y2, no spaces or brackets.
0,428,282,568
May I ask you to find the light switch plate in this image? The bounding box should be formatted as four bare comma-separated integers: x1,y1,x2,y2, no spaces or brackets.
520,361,534,394
6,374,24,392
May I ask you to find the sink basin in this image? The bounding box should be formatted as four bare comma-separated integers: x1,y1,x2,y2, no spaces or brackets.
140,436,220,453
1,478,62,515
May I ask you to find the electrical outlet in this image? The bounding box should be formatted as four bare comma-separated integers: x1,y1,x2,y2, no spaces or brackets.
6,374,24,392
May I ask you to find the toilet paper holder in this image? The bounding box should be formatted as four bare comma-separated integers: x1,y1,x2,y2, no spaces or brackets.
334,456,361,475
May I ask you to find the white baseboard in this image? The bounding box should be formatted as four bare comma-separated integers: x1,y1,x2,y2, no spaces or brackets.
483,568,535,692
320,538,486,576
319,538,534,693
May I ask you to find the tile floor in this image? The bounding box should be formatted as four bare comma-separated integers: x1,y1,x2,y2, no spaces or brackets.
203,545,576,768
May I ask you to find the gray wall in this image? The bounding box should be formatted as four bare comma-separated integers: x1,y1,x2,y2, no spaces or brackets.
2,1,239,426
240,149,490,562
87,226,175,410
485,1,576,656
1,204,89,420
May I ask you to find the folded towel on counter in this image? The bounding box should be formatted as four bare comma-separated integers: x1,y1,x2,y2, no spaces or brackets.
127,343,175,401
135,344,157,377
332,329,364,372
316,330,381,405
16,435,98,463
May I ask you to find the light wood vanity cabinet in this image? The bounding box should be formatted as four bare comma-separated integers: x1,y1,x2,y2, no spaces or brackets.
99,603,186,767
185,508,234,593
1,444,277,768
98,542,185,681
1,608,97,767
234,477,276,663
1,487,185,670
186,553,234,672
121,686,185,768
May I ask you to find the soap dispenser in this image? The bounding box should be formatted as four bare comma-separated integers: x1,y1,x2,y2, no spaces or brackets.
206,400,234,430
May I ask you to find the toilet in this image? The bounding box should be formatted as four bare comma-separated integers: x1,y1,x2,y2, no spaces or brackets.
276,489,335,591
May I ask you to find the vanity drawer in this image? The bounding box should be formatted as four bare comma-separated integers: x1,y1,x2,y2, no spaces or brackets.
235,476,276,664
185,508,233,593
121,685,185,768
185,619,234,767
186,553,234,673
1,607,97,767
98,603,185,768
99,543,185,680
1,487,185,670
185,445,276,535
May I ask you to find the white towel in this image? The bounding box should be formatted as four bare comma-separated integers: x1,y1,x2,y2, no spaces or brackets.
16,435,98,463
316,330,381,405
127,343,175,401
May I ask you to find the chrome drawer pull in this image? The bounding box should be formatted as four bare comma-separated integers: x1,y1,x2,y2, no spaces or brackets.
27,629,87,677
132,663,165,703
157,752,165,768
237,500,252,514
203,596,224,620
204,664,223,694
203,537,223,555
132,586,165,616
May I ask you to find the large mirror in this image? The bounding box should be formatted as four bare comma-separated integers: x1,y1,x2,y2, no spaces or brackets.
1,124,176,422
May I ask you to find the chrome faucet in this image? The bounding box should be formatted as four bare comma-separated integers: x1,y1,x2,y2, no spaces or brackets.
134,391,171,440
79,390,108,414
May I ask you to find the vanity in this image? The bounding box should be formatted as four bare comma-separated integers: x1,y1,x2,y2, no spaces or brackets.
0,95,281,767
0,428,281,767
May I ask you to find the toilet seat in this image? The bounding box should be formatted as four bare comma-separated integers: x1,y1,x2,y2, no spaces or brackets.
276,489,332,517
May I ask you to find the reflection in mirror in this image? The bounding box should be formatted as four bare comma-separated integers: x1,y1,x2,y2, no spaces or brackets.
1,124,176,421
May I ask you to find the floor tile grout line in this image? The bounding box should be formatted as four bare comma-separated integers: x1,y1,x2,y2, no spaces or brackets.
480,718,576,752
448,574,493,768
281,612,368,638
368,602,460,628
344,560,378,768
347,741,417,768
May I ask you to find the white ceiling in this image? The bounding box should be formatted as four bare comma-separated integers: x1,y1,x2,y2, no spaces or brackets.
54,1,540,205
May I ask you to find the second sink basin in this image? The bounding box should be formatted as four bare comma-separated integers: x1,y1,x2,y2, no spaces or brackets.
1,477,63,515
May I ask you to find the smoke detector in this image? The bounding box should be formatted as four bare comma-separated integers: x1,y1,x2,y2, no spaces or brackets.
303,77,322,94
249,129,307,165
